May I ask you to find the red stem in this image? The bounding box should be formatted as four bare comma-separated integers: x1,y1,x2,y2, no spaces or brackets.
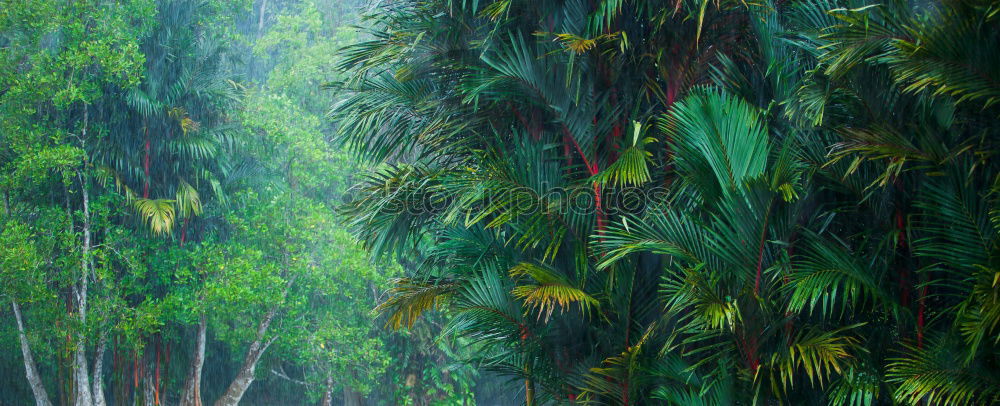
155,339,161,405
663,79,679,181
512,106,540,141
917,285,927,348
180,217,190,247
143,135,150,199
133,352,138,389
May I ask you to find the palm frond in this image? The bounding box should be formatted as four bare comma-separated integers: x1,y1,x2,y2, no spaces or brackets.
375,278,457,329
784,235,892,319
510,262,598,321
826,365,882,406
132,198,176,235
768,324,864,392
661,87,771,203
887,335,1000,406
591,121,656,187
174,179,202,218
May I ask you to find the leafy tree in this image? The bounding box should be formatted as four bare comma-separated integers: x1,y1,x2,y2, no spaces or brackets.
2,1,401,405
1,1,154,404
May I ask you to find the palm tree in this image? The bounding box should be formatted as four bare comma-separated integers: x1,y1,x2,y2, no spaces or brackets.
94,0,241,240
335,0,1000,404
335,0,749,403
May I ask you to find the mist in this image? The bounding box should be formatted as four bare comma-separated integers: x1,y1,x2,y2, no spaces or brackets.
0,0,500,404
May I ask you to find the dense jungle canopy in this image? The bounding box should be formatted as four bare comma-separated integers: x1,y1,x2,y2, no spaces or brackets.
1,0,999,405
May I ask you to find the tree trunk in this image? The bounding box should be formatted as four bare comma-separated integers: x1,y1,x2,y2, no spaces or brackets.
257,0,268,35
524,378,534,406
180,316,207,406
213,308,278,406
143,359,155,406
62,189,74,406
321,376,333,406
71,285,92,406
92,332,107,406
74,168,94,406
154,339,161,406
12,300,54,406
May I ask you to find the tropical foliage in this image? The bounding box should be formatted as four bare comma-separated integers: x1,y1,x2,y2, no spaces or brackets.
3,0,998,404
334,0,1000,404
1,0,476,405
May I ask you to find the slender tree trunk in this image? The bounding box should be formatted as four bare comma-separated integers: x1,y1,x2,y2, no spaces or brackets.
12,300,54,406
71,277,91,406
257,0,267,35
61,185,74,406
524,378,534,406
74,167,94,406
133,352,140,403
154,338,161,406
59,330,69,406
321,376,333,406
143,358,154,406
213,308,278,406
0,198,48,406
520,328,534,406
92,332,107,406
180,315,207,406
215,275,294,406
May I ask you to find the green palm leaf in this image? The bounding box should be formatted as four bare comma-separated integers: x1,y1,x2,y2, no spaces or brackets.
132,198,176,235
661,87,771,203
